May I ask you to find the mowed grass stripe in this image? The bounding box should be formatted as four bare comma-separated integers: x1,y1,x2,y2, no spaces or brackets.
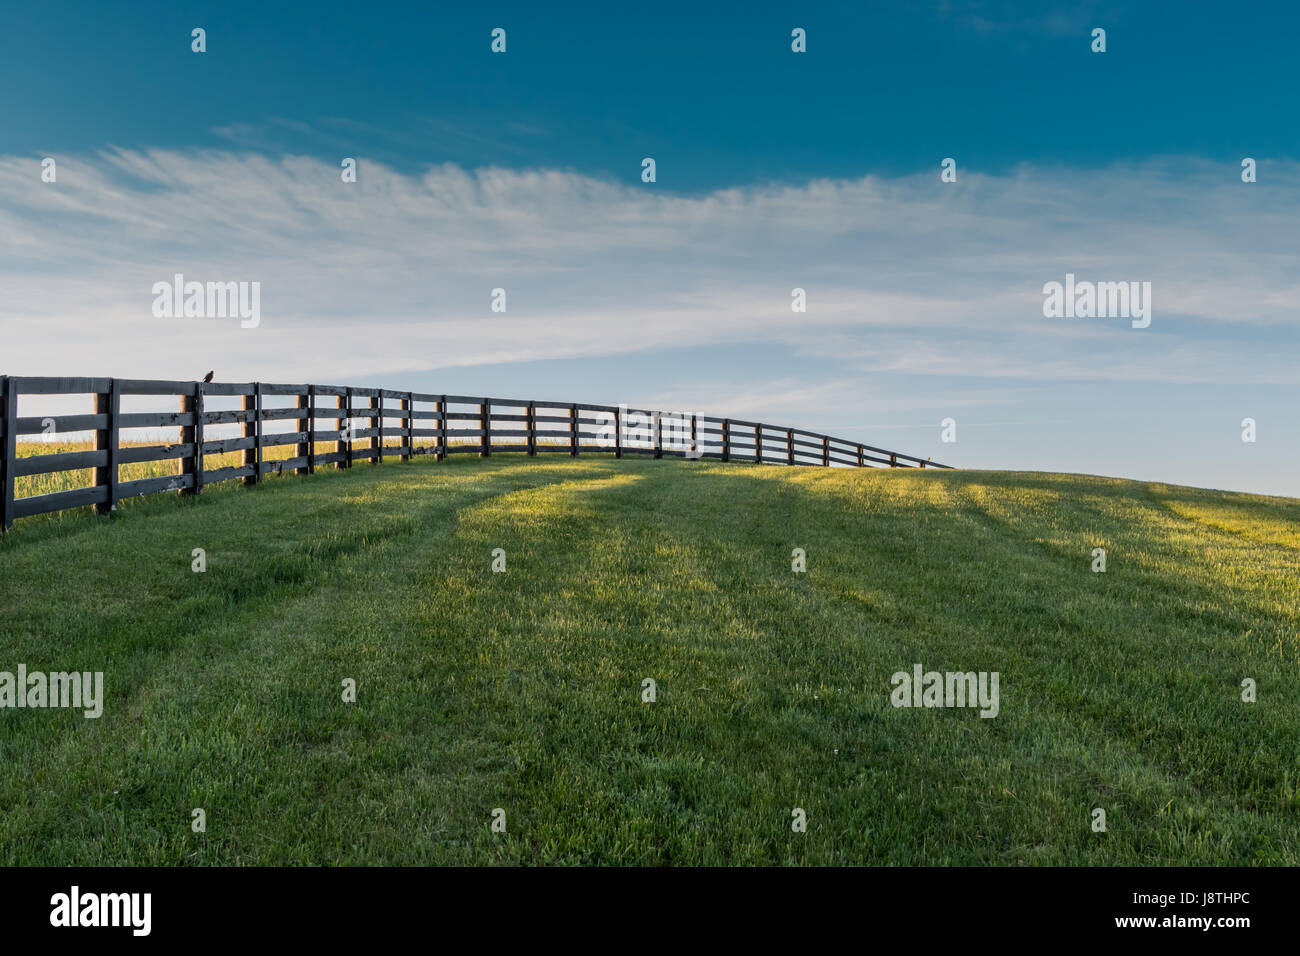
1,460,612,863
0,457,1295,864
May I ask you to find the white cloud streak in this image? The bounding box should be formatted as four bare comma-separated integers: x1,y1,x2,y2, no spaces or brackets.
1,149,1296,390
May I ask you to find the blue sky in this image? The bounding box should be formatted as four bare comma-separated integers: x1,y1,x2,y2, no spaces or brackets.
6,1,1296,184
1,1,1297,494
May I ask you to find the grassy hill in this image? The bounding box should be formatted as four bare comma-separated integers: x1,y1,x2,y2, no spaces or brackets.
0,456,1296,865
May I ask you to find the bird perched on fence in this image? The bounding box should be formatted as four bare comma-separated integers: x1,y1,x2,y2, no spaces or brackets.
202,371,214,383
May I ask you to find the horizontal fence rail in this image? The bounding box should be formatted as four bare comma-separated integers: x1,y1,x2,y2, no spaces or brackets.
0,375,952,530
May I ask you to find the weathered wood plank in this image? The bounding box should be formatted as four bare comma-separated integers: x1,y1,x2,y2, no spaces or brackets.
202,409,255,426
259,406,308,423
16,413,109,434
259,431,309,447
13,449,108,476
202,464,255,484
201,435,256,455
259,456,309,475
119,443,196,466
118,411,194,430
117,379,193,395
119,473,193,498
10,376,111,395
14,484,109,519
199,382,254,396
260,383,308,397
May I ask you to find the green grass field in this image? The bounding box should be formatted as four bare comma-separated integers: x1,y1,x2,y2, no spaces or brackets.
1,454,1296,865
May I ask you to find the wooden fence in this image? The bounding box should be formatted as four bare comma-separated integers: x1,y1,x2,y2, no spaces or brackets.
0,376,952,530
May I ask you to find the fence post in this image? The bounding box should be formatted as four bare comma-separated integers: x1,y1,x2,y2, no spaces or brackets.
94,379,120,513
755,424,762,465
436,395,446,461
335,392,348,469
857,444,864,468
722,419,730,462
570,404,579,456
195,382,207,493
402,393,413,461
690,413,697,458
614,406,623,458
480,399,491,457
889,453,897,468
351,385,361,468
653,411,662,459
242,384,260,485
299,387,313,475
1,377,14,531
257,384,267,479
821,435,829,467
527,401,537,456
786,428,794,466
179,386,197,495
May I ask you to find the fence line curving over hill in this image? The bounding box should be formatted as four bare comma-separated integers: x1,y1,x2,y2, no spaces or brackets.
0,376,953,530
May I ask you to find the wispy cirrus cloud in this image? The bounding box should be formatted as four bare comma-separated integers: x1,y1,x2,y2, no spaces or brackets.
0,148,1296,391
